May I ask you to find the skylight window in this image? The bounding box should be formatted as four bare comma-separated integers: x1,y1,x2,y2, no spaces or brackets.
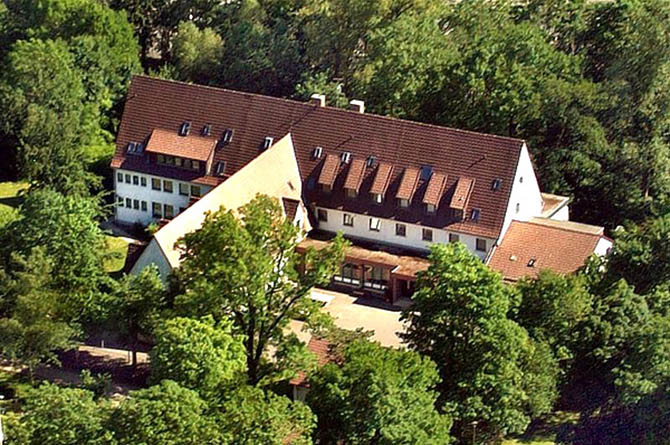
366,155,377,168
492,178,502,191
215,161,226,176
420,165,433,182
471,208,481,222
179,121,191,136
313,146,323,159
202,124,212,136
222,129,234,144
528,258,537,267
262,136,274,150
340,152,351,164
126,142,145,155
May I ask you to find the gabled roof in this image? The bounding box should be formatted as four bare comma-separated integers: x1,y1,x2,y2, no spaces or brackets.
317,154,339,187
145,128,216,161
396,167,420,201
152,134,305,268
113,76,527,239
282,197,300,221
450,177,474,211
369,163,393,195
487,218,608,281
343,158,366,192
423,173,447,207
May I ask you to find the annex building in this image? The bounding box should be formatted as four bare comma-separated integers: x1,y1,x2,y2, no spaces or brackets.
112,76,611,301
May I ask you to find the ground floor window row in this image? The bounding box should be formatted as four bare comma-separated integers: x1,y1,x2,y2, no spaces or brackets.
116,196,186,220
333,263,391,292
116,171,202,197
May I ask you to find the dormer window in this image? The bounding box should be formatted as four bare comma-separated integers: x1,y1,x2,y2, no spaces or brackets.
346,188,357,199
321,184,332,194
262,136,273,150
222,129,233,144
202,124,212,136
426,203,436,214
372,193,383,204
179,121,191,136
398,198,409,208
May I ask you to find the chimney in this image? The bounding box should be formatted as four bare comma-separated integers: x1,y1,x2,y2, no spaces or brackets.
349,99,365,113
310,93,326,107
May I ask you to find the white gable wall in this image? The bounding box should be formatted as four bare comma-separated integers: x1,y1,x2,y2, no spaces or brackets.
129,238,172,279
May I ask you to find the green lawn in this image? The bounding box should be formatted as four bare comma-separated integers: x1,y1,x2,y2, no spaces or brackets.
0,181,29,227
104,236,129,273
502,412,580,445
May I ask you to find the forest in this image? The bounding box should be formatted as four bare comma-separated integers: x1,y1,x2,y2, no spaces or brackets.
0,0,670,443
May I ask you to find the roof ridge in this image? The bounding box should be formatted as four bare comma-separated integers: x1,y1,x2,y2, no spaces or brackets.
520,218,604,237
132,75,527,147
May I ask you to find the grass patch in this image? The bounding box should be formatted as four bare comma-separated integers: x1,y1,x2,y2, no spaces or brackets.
104,236,129,273
503,412,580,445
0,181,28,227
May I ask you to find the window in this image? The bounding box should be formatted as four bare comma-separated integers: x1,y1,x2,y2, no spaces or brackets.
369,217,381,232
334,263,361,286
364,265,389,291
140,177,147,187
152,178,161,190
165,156,175,166
471,208,481,222
125,198,132,208
262,136,273,150
317,209,328,222
426,203,436,214
117,196,123,206
346,188,357,199
476,238,487,252
449,233,460,243
520,176,524,183
222,129,233,144
396,223,406,237
179,121,191,136
163,180,173,193
202,124,211,136
157,154,165,164
179,183,189,196
117,172,123,183
528,258,537,267
343,214,354,227
372,193,383,204
190,185,201,197
422,228,433,242
515,203,520,214
164,204,174,219
398,198,409,208
125,174,131,183
321,184,332,194
312,146,323,159
133,199,139,210
492,178,502,190
175,157,183,167
192,160,200,171
141,201,147,212
152,202,162,218
215,161,226,176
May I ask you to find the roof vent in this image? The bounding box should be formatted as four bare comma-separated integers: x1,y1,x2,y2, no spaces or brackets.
222,129,233,144
366,155,377,168
340,152,351,164
470,208,481,222
528,258,537,267
262,136,274,150
510,255,517,262
310,94,326,107
179,121,191,136
313,146,323,159
349,99,365,113
202,124,212,136
492,178,502,191
420,165,433,182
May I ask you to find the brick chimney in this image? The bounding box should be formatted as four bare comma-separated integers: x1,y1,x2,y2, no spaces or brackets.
349,99,365,113
310,94,326,107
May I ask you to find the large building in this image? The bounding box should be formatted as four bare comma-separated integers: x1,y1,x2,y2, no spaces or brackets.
113,76,611,298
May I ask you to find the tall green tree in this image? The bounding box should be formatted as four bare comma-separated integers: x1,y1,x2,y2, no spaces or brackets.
306,339,452,444
402,243,557,442
110,266,166,367
111,380,222,445
150,316,246,394
171,21,223,84
174,195,345,385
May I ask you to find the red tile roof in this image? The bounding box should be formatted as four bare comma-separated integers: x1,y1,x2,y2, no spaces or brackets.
282,197,300,221
289,337,334,386
317,154,339,187
369,163,393,195
396,167,420,201
112,76,526,239
487,219,604,281
423,173,447,207
145,128,216,161
343,158,366,192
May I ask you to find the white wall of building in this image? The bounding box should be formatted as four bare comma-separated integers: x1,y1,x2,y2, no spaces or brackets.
129,238,173,280
315,207,494,260
500,143,544,241
550,205,570,221
595,237,613,256
114,168,212,225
